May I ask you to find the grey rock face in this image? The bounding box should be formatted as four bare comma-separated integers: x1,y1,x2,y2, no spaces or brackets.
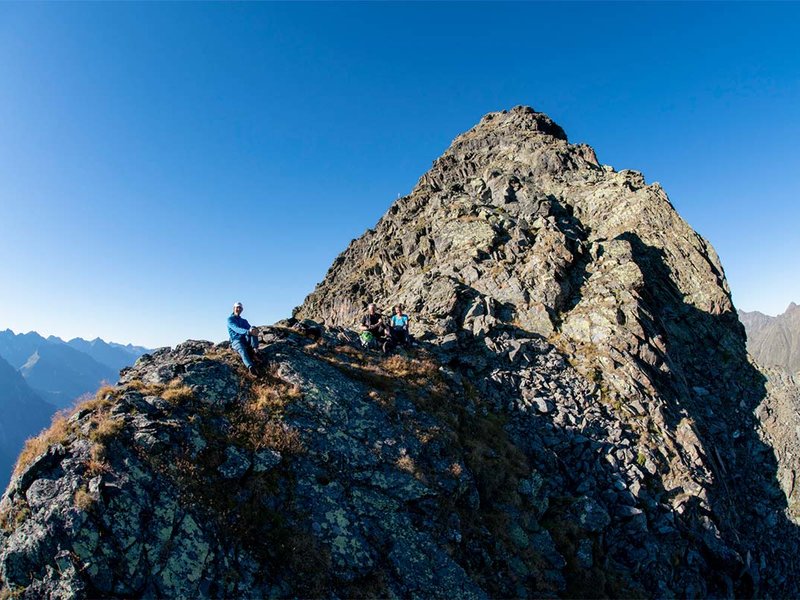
1,107,799,598
295,106,800,595
740,302,800,376
754,368,800,523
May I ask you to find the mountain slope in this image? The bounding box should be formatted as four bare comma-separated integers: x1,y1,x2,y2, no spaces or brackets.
0,331,49,370
0,330,149,409
63,337,150,372
740,303,800,375
1,107,798,598
19,345,118,409
295,105,800,593
0,357,55,487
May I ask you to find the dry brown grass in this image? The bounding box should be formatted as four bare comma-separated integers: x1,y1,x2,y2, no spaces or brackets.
12,411,74,478
88,413,125,444
85,458,111,477
12,382,132,478
381,355,438,379
0,500,31,533
226,380,305,455
257,421,304,454
124,379,167,396
251,383,293,412
0,584,24,599
73,486,93,511
84,444,111,476
203,347,237,361
75,384,118,413
319,346,447,402
367,389,396,412
161,380,194,404
396,454,416,474
333,344,362,358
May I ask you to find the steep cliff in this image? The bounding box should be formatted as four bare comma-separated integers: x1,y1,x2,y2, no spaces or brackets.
1,107,798,598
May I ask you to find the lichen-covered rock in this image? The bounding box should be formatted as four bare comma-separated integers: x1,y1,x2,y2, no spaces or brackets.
1,107,798,598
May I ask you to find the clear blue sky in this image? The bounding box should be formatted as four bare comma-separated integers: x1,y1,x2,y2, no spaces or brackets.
1,2,798,348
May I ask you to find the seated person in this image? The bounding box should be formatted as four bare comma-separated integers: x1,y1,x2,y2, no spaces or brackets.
360,303,389,351
389,304,412,348
228,302,259,374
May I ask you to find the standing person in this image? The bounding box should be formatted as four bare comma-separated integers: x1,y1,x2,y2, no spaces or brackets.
390,304,411,348
228,302,259,374
360,303,388,352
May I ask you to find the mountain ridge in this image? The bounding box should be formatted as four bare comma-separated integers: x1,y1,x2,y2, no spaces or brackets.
739,302,800,376
0,357,54,490
1,329,149,372
0,329,151,408
1,106,798,598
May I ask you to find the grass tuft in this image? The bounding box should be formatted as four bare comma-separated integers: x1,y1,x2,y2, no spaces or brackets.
258,421,305,454
161,379,195,404
13,411,74,478
88,414,125,444
73,486,93,511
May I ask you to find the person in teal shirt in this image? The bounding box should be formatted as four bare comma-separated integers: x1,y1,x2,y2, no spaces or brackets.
389,304,411,348
227,301,259,373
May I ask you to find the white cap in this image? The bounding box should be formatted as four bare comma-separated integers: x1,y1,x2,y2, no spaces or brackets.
233,302,243,309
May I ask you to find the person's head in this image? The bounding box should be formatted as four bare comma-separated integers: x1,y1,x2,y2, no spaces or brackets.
233,302,243,316
394,305,402,315
367,303,376,314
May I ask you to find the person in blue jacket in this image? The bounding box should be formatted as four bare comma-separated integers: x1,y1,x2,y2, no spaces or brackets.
389,304,412,348
228,302,259,373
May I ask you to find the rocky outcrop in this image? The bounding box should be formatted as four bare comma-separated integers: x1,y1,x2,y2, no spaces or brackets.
1,107,799,598
755,368,800,522
740,303,800,376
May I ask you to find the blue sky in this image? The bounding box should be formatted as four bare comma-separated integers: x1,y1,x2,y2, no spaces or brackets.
0,2,798,348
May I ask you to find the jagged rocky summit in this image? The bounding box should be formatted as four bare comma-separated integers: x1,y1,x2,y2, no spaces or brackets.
2,106,799,598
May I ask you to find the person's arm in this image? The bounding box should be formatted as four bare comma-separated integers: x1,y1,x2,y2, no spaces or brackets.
227,316,250,335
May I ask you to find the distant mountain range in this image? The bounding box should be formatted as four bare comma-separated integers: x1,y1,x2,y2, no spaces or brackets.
739,302,800,376
0,355,54,484
0,329,150,408
0,329,151,486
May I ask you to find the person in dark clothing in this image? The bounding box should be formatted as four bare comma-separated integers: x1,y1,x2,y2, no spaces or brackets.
227,302,259,373
360,303,389,352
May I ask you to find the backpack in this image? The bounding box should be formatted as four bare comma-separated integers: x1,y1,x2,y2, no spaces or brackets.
360,331,375,348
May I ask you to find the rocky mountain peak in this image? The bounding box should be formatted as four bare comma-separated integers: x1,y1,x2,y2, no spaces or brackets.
467,105,568,140
297,107,730,345
740,301,800,376
2,108,799,598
